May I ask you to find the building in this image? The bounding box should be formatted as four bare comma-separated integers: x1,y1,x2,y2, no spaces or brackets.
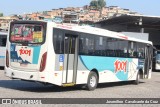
0,15,20,31
105,6,140,18
63,13,79,23
0,5,140,27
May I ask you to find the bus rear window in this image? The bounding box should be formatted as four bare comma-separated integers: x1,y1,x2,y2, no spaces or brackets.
10,24,45,44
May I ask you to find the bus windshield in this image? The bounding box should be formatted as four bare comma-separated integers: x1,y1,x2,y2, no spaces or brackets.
10,23,45,44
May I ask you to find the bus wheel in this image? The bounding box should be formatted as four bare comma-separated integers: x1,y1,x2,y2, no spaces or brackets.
86,71,98,91
134,72,140,85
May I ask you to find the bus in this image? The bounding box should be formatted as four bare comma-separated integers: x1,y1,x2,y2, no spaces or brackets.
0,31,7,68
153,48,160,71
155,52,160,70
5,20,153,90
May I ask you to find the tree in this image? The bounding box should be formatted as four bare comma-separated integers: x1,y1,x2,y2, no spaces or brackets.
90,0,99,10
98,0,106,18
0,13,3,17
98,0,106,9
90,0,106,17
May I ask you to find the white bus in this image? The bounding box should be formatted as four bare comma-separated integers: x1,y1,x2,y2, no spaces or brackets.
153,49,160,71
0,31,7,68
5,21,153,90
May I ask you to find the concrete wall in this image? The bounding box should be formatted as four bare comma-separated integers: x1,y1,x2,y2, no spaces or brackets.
96,23,141,32
144,29,160,46
121,32,149,41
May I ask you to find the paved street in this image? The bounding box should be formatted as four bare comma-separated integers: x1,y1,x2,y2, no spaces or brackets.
0,69,160,107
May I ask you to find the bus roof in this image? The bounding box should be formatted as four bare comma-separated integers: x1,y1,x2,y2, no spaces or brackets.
53,23,152,45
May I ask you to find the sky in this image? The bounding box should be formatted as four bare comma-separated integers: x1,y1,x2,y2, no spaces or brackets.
0,0,160,16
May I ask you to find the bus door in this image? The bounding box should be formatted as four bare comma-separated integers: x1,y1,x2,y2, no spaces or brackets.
63,34,78,84
155,51,160,70
144,45,152,78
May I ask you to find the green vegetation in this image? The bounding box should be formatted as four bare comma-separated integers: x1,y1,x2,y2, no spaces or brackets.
90,0,106,17
0,13,3,17
90,0,99,10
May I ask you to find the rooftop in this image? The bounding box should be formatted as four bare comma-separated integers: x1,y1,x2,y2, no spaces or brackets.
96,14,160,29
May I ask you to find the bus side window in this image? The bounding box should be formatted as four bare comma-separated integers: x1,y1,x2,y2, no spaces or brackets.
53,28,64,54
106,38,116,57
79,34,88,55
136,43,145,59
129,41,137,58
79,38,84,54
87,37,94,55
116,40,128,57
95,36,106,56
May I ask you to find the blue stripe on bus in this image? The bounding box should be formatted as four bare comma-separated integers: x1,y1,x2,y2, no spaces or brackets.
79,55,133,81
0,56,5,58
32,46,41,64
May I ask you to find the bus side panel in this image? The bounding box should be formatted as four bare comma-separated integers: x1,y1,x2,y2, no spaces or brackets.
77,56,139,84
127,58,139,80
53,54,89,85
76,56,90,84
43,54,63,86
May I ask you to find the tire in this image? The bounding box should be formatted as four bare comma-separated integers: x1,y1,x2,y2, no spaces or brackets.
86,71,98,91
134,72,140,85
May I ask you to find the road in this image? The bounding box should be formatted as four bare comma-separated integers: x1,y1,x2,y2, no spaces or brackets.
0,69,160,107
